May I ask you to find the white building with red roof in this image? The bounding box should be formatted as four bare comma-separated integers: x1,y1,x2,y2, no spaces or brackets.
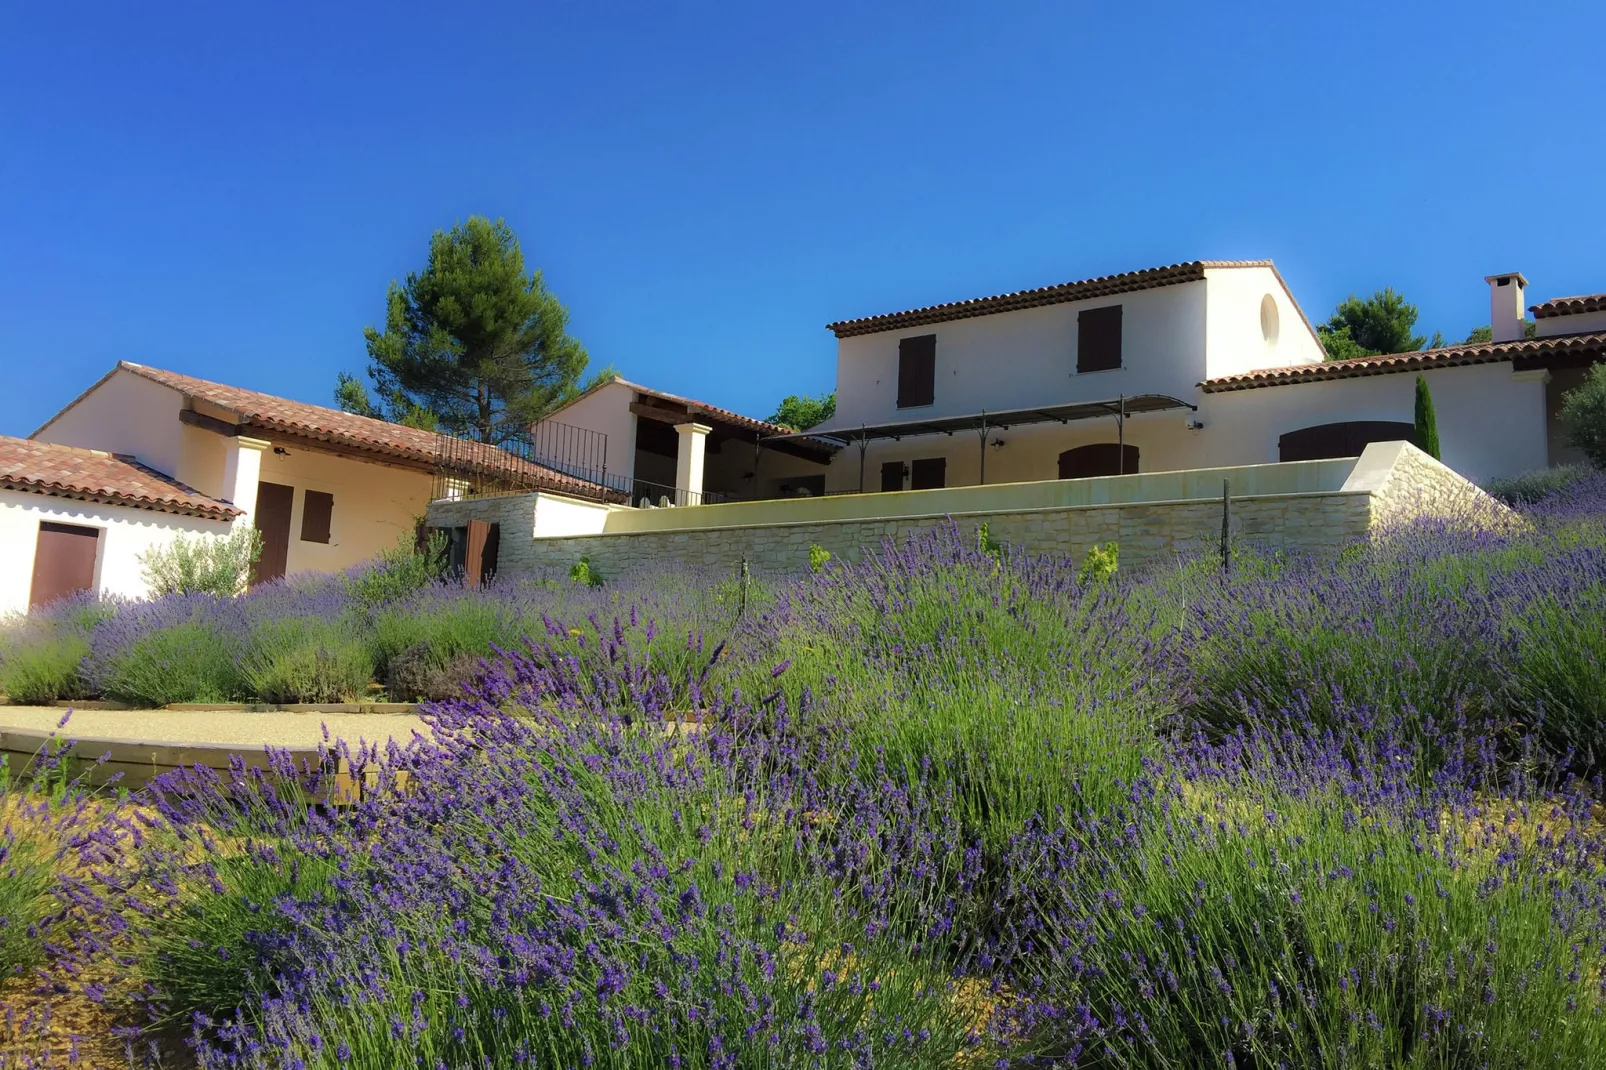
5,361,606,611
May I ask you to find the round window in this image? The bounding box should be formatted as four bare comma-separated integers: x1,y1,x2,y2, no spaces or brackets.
1259,294,1281,346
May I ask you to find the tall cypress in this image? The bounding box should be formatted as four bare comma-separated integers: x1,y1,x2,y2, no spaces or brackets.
1414,375,1441,460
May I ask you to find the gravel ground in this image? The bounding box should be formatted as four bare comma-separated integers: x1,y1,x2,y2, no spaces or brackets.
0,705,430,750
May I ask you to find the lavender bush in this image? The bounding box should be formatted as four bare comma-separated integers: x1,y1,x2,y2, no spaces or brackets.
9,472,1606,1068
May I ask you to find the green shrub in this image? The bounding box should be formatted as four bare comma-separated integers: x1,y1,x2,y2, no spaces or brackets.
347,530,448,610
1508,585,1606,776
807,543,831,573
101,622,246,706
569,555,604,587
384,642,484,702
0,634,89,705
1027,785,1606,1065
1484,464,1591,505
1078,541,1119,584
241,618,375,705
371,599,526,683
1561,362,1606,469
140,526,263,597
976,523,1004,562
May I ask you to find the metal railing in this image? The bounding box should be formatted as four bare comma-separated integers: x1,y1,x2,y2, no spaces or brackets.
431,428,619,503
624,477,744,508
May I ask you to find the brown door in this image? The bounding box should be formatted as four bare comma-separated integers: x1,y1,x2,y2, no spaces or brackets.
30,522,100,609
880,461,906,492
1059,444,1140,479
251,481,295,585
1277,421,1415,462
464,519,490,589
909,457,946,490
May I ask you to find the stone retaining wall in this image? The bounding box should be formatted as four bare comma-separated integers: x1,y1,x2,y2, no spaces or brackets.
436,441,1509,579
515,490,1374,576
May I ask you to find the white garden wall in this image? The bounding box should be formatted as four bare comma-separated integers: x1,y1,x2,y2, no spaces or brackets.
0,489,232,616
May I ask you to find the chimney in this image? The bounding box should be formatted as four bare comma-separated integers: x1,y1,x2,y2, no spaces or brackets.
1484,272,1529,342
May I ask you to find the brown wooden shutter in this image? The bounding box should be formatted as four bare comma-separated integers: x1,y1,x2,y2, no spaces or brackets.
1058,444,1140,479
29,522,100,609
880,461,906,492
251,481,295,586
1278,421,1414,462
1077,305,1123,373
300,490,333,544
897,335,937,408
464,519,491,589
909,457,946,490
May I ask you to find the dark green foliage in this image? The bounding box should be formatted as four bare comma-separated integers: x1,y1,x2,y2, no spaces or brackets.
1484,464,1590,504
768,391,835,431
1413,375,1441,459
384,642,483,702
1464,322,1536,343
351,216,588,446
1318,287,1441,360
1561,363,1606,469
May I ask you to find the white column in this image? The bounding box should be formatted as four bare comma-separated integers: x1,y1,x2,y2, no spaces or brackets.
221,436,270,528
674,422,712,506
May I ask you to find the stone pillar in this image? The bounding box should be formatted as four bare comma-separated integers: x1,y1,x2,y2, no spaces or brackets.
674,422,712,506
221,436,270,529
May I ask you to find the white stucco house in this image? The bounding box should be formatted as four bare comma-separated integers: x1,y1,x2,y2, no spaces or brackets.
546,261,1603,500
4,361,602,613
0,435,240,614
795,262,1605,491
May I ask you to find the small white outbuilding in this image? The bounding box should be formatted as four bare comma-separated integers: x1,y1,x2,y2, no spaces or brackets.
0,435,241,615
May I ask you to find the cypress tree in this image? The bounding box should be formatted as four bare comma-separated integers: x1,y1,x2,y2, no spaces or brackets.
1414,375,1441,460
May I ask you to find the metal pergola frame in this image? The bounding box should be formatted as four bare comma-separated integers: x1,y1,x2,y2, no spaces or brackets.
762,393,1198,491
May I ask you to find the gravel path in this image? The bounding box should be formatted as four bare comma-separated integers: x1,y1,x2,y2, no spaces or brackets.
0,705,430,750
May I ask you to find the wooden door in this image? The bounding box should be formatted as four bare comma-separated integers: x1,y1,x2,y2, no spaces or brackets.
1058,444,1140,479
251,481,295,585
880,461,905,492
464,519,497,589
909,457,946,490
29,522,100,609
1277,421,1414,462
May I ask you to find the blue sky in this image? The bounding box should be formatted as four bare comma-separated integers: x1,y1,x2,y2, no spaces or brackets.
3,1,1602,436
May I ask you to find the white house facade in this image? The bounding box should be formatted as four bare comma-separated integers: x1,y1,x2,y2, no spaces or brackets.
0,435,239,615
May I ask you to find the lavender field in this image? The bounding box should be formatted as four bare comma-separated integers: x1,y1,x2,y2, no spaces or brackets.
5,475,1606,1068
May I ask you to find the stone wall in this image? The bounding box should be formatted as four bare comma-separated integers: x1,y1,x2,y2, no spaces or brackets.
422,494,541,575
443,440,1506,580
514,490,1374,577
1365,441,1518,532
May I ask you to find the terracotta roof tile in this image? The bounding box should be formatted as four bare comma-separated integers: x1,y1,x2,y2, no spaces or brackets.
1530,293,1606,319
114,362,608,497
825,260,1275,338
0,435,240,520
1200,332,1606,393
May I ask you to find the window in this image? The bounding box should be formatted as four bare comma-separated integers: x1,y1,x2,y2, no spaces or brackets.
300,490,334,544
880,460,906,492
1077,305,1122,373
1058,444,1139,479
910,457,946,490
1278,421,1415,463
897,334,936,408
